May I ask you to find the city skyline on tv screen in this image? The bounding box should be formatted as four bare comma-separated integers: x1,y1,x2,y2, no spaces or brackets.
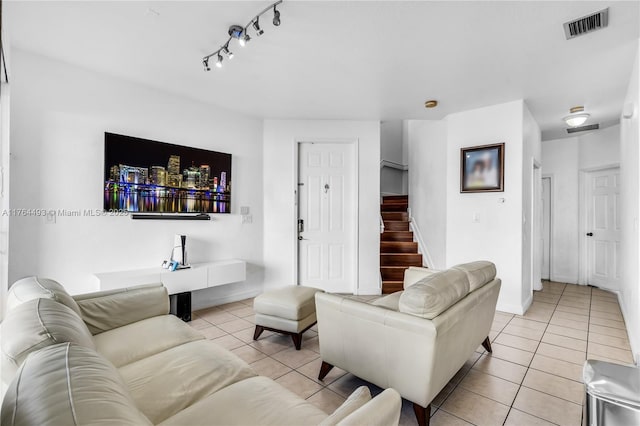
104,133,232,213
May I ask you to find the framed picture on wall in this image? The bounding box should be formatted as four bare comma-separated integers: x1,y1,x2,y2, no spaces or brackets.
460,143,505,193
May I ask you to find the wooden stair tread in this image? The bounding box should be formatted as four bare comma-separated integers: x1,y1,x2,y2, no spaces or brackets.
381,231,413,241
381,281,403,294
380,241,418,253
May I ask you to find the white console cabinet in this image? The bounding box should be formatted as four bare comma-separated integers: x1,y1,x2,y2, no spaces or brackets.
94,259,246,295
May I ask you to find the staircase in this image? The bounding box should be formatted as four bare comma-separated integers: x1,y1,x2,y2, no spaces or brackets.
380,195,423,294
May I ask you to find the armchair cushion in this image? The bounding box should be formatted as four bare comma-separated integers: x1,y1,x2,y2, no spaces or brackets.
398,269,469,319
453,261,497,292
1,298,95,384
6,277,81,315
319,386,371,426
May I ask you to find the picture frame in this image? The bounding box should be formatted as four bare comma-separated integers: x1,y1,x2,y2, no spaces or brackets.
460,143,505,193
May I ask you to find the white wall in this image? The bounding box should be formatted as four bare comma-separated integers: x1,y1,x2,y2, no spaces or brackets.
406,120,447,269
619,42,640,362
541,124,620,285
263,120,380,295
380,120,405,195
407,100,539,314
446,100,526,314
521,103,542,307
0,22,11,320
9,50,264,309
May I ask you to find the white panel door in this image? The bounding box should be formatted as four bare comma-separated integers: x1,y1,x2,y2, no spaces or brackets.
298,142,355,293
586,168,620,289
542,177,551,280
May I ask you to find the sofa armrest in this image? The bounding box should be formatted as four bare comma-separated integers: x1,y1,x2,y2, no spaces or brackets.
73,284,169,334
336,389,401,426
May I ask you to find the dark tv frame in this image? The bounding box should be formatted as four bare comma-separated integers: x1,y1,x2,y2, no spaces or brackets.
104,133,232,218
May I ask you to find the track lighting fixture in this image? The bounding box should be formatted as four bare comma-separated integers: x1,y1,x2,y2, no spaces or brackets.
202,0,282,70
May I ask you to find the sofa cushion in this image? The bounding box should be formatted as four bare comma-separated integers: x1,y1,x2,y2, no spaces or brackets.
119,339,257,424
1,298,95,384
452,261,497,292
74,284,170,334
1,343,152,426
320,386,371,426
371,292,402,311
254,286,323,320
93,314,204,367
398,269,470,319
158,376,328,426
403,266,439,289
6,276,81,315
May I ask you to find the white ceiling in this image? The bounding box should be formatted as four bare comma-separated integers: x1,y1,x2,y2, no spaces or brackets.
6,1,640,140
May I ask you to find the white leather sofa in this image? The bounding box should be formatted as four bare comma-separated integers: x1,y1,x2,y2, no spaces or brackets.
315,262,501,426
0,277,402,426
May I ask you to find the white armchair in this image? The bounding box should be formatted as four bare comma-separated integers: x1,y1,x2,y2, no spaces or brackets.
315,262,501,426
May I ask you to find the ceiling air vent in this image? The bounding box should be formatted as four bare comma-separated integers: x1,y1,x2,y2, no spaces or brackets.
563,8,609,40
567,124,599,134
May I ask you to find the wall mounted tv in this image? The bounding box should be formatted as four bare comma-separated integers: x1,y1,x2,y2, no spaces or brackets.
104,133,232,214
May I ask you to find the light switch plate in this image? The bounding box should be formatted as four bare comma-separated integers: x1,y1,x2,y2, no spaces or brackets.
240,206,250,215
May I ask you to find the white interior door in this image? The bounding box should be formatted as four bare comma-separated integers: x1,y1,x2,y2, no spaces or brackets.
297,142,356,293
542,177,551,280
586,168,620,290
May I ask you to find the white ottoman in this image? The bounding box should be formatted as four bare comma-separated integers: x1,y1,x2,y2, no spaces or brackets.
253,286,324,350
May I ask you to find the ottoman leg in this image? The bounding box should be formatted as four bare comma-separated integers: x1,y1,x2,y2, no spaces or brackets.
291,332,303,350
253,325,265,341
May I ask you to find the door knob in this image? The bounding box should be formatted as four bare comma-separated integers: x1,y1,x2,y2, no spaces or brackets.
586,232,593,236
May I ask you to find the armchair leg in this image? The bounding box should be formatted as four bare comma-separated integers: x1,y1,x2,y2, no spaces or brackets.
253,325,265,341
413,403,431,426
291,333,303,350
318,361,335,381
481,336,493,353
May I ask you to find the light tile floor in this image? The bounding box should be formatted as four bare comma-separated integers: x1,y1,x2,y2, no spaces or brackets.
191,281,634,426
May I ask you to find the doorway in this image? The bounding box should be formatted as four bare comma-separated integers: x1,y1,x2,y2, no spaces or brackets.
583,167,620,290
297,142,357,293
542,177,551,280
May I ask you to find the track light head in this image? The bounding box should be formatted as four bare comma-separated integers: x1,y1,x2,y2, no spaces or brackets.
203,58,210,71
239,31,251,46
273,6,281,26
252,18,264,36
215,53,223,68
223,45,234,59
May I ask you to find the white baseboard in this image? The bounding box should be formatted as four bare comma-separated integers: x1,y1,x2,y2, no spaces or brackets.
522,292,533,314
409,218,433,268
496,301,527,315
549,274,579,285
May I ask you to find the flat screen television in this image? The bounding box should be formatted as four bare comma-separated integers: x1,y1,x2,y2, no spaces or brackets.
104,133,232,214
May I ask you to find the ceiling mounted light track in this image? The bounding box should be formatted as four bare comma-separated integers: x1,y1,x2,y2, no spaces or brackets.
202,0,283,71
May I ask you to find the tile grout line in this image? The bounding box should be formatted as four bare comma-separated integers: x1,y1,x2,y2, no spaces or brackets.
502,281,566,426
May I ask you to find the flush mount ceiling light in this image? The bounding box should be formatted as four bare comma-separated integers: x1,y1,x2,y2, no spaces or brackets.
202,0,282,71
563,106,590,127
424,100,438,108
